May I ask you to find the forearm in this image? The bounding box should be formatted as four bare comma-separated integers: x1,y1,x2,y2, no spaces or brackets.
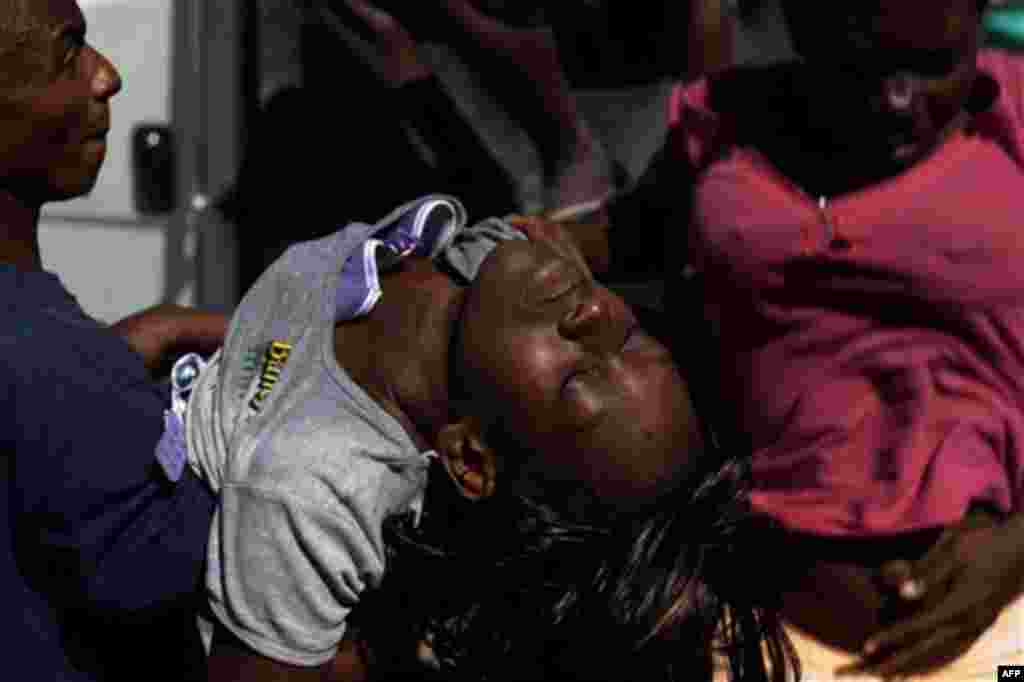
112,303,228,375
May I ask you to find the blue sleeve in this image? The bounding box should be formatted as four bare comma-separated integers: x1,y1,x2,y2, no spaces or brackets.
7,318,215,620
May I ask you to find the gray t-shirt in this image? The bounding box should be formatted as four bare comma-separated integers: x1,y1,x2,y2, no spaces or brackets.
184,196,524,666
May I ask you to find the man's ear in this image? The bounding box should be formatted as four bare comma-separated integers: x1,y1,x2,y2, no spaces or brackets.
436,416,498,501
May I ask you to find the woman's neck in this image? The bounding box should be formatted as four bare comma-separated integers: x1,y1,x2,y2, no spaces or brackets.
334,260,466,451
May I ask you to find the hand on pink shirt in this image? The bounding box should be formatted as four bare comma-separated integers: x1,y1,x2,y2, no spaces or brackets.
836,507,1024,677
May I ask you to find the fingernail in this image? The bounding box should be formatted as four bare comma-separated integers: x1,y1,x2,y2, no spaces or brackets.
900,579,924,600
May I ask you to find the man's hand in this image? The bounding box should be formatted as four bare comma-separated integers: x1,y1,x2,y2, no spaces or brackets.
836,508,1024,678
111,303,227,378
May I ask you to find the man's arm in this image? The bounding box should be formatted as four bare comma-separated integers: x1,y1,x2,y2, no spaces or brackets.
111,303,228,377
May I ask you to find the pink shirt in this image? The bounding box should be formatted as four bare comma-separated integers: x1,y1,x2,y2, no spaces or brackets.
671,50,1024,536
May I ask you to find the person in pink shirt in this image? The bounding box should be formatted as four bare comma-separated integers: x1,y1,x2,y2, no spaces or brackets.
532,0,1024,678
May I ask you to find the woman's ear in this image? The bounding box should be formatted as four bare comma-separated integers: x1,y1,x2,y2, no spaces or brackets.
436,417,498,501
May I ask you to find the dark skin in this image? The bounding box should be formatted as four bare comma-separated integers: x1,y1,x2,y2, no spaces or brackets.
0,0,121,271
772,0,983,198
208,239,699,680
0,1,225,367
455,237,698,507
542,0,1024,676
110,302,228,377
207,255,467,681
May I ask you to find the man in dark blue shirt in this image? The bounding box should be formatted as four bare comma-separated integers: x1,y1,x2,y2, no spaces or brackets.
0,2,225,679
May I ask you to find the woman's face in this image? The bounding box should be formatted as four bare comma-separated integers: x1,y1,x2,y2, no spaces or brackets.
453,239,699,510
781,0,981,168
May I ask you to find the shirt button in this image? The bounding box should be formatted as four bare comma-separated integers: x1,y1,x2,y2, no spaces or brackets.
830,236,852,251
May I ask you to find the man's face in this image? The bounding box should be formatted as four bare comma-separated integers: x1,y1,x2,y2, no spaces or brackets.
454,239,699,510
0,0,122,202
781,0,980,168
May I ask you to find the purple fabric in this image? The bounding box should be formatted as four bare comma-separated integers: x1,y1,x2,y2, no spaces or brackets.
334,198,459,322
156,411,187,482
335,240,383,321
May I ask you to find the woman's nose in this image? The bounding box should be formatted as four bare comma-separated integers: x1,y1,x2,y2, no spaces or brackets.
559,292,607,342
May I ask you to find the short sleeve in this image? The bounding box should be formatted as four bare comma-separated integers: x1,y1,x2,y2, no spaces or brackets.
206,483,386,666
